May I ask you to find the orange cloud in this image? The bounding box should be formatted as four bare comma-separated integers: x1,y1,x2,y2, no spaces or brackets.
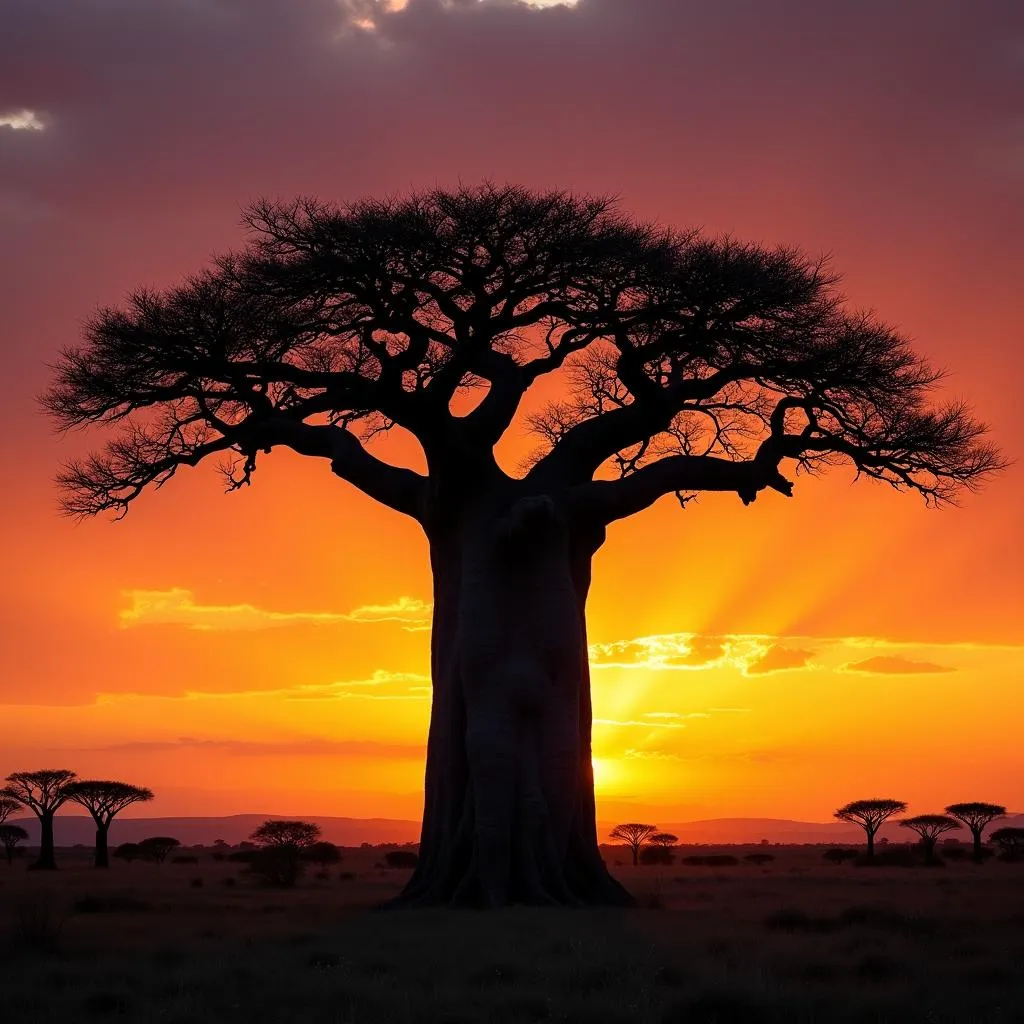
839,655,956,675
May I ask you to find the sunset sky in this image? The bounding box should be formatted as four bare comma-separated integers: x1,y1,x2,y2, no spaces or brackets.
1,0,1021,827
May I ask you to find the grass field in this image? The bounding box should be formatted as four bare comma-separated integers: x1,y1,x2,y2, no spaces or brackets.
0,845,1021,1023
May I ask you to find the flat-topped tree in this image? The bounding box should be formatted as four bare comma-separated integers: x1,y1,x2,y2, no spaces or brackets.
835,799,907,861
945,802,1006,860
45,184,1001,907
65,780,154,868
609,823,658,867
0,825,28,865
899,814,960,863
2,770,77,870
0,794,22,826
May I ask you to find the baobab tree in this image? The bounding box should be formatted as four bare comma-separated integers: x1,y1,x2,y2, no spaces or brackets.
45,185,1001,906
945,802,1006,860
835,799,907,861
0,794,22,826
898,814,960,864
0,824,28,864
64,780,154,868
609,823,658,866
2,770,77,870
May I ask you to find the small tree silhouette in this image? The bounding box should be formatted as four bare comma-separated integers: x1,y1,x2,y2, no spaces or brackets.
2,770,77,870
0,794,22,826
650,832,678,848
64,781,154,869
114,842,142,863
834,799,907,861
609,823,657,866
899,814,960,864
250,820,321,887
990,827,1024,862
945,802,1006,860
139,836,180,863
0,824,28,864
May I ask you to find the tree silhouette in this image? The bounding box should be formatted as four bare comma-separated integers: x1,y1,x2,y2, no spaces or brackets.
0,794,22,826
139,836,179,863
945,802,1006,860
990,827,1024,862
45,184,1001,907
898,814,960,864
250,819,321,887
0,824,28,865
304,840,341,867
64,780,154,868
2,770,77,870
650,832,678,848
835,799,907,861
609,823,658,866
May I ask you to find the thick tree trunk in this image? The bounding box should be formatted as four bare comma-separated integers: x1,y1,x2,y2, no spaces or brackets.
95,824,110,868
396,495,631,907
865,830,875,861
31,812,57,870
971,828,983,860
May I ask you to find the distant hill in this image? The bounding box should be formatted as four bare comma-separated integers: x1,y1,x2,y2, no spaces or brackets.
7,814,421,848
9,812,1022,848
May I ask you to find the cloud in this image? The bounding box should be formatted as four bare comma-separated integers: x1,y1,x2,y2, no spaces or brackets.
839,656,956,675
0,109,45,131
88,736,424,758
623,748,682,761
118,589,431,631
744,646,816,675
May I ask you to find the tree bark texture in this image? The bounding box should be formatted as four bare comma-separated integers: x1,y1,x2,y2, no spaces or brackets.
32,812,57,871
395,493,631,907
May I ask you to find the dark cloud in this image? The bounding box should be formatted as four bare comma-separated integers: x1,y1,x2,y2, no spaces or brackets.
840,655,956,675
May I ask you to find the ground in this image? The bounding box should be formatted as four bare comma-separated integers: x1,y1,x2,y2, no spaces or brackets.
0,845,1022,1023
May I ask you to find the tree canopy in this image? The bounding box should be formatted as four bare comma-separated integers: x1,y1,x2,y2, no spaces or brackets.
0,795,22,825
65,780,154,825
45,184,1000,525
2,770,77,815
250,820,321,848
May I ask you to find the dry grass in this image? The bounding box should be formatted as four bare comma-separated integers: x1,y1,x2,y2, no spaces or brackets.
0,845,1021,1023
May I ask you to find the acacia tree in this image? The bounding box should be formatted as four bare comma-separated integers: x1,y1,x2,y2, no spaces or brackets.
250,819,322,886
0,824,28,864
899,814,960,864
609,823,658,866
835,799,907,860
2,770,77,870
139,836,179,863
945,802,1006,860
0,794,22,826
64,780,155,868
45,185,1000,907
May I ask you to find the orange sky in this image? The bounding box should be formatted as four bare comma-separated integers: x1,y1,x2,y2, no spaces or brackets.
0,0,1021,826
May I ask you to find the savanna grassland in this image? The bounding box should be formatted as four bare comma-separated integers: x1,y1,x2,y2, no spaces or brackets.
0,845,1022,1024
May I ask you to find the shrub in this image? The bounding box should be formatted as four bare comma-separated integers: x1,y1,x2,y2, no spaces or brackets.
856,846,920,868
139,837,180,863
383,850,419,869
113,842,142,864
743,853,775,865
228,850,257,863
171,855,199,864
304,841,341,866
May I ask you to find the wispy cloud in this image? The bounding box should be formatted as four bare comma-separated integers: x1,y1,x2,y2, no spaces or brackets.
745,646,816,675
0,109,45,131
594,718,685,730
839,655,956,675
118,588,431,632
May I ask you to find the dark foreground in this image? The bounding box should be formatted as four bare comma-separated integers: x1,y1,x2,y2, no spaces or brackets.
0,845,1022,1023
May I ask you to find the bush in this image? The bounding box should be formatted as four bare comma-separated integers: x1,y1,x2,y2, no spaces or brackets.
857,846,920,868
228,850,257,863
383,850,419,869
113,842,142,864
139,837,180,863
303,841,341,866
640,846,674,865
743,853,775,865
249,846,306,887
171,855,199,864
